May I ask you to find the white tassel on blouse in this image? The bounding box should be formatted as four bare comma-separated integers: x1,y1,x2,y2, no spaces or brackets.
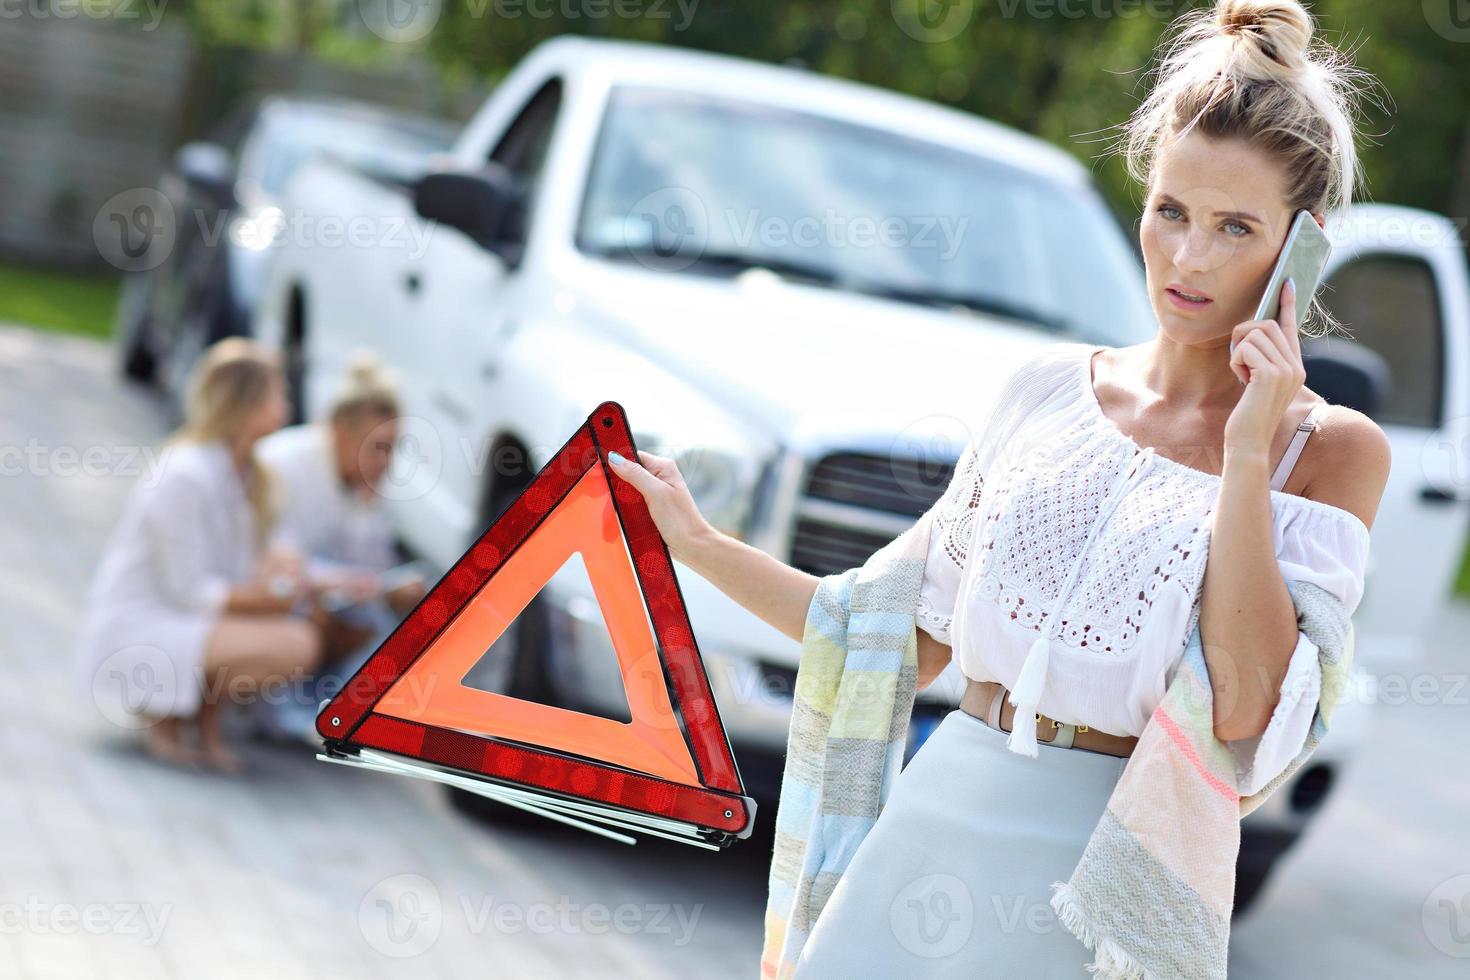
1006,632,1053,758
1001,445,1155,759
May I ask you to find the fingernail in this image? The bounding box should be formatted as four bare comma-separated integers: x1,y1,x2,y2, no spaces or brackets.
608,450,624,465
1286,276,1295,292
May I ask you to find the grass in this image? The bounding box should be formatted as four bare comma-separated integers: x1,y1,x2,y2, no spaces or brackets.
0,261,119,340
1456,538,1470,599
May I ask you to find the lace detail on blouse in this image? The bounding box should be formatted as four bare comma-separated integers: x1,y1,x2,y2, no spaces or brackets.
912,339,1371,766
914,439,984,643
969,423,1217,657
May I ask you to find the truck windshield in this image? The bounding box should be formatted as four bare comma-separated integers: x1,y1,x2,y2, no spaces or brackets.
241,107,456,200
575,86,1154,346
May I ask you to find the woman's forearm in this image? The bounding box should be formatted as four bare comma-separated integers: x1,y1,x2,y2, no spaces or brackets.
916,632,953,692
674,529,821,644
1199,448,1299,742
676,529,952,687
222,583,297,616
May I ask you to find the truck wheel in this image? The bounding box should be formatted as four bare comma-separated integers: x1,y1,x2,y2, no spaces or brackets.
283,333,307,425
446,463,560,830
280,286,309,424
1233,826,1298,917
158,310,214,419
115,274,156,383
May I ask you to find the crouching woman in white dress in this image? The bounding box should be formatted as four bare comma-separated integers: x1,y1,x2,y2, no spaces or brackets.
74,338,324,771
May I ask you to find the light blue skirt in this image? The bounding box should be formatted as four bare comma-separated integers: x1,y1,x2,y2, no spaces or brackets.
794,707,1128,978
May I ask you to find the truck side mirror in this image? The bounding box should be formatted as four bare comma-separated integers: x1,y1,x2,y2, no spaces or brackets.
1302,340,1390,419
175,141,234,206
413,163,526,259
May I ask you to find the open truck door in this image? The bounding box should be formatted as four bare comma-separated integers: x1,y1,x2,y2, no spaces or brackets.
1314,203,1470,669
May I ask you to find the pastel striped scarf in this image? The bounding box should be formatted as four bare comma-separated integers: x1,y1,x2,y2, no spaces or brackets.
759,507,1354,980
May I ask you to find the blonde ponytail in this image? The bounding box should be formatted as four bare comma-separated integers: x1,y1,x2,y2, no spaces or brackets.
170,336,283,547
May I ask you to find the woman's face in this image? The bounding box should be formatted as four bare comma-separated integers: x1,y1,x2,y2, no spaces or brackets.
1139,131,1321,350
240,373,289,446
333,412,398,492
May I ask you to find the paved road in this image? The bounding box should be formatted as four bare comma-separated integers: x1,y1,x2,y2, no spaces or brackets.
0,326,769,980
2,323,1467,978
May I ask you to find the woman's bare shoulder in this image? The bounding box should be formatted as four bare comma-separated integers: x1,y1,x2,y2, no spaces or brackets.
1297,401,1391,532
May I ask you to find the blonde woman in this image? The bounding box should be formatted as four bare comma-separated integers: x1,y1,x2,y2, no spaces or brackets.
75,338,324,773
256,351,428,738
609,1,1390,973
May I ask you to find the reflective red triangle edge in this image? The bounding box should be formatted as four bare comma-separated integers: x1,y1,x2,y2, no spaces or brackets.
315,400,754,838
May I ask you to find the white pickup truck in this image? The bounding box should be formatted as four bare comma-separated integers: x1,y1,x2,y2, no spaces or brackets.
254,35,1470,910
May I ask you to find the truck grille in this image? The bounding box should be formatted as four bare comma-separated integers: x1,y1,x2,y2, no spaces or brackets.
790,451,956,578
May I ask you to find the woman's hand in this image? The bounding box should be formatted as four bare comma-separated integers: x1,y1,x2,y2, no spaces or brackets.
605,449,718,563
384,577,428,616
1225,277,1307,458
312,568,382,605
252,542,309,609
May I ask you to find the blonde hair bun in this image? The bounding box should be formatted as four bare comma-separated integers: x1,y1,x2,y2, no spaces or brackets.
1104,0,1390,338
1116,0,1386,221
1215,0,1314,79
331,349,402,423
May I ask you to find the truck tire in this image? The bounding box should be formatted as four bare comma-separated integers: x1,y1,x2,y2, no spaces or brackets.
1233,826,1298,917
447,455,561,830
115,273,157,383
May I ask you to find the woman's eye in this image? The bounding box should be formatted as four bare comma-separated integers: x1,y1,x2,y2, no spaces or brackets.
1225,221,1249,237
1158,204,1182,220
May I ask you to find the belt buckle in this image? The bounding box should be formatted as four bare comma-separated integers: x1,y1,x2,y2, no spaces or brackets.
985,683,1096,753
1044,714,1077,750
1036,710,1091,749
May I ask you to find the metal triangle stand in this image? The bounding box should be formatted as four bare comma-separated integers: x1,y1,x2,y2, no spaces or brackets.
318,746,740,851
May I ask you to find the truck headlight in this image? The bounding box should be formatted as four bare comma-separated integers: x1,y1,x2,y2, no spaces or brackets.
671,445,756,540
229,206,286,252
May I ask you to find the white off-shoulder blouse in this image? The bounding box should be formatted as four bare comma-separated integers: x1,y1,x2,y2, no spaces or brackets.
914,341,1371,793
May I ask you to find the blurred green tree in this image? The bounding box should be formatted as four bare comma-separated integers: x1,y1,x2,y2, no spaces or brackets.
157,0,1468,221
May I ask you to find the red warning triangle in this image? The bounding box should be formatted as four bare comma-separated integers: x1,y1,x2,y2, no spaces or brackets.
317,401,753,846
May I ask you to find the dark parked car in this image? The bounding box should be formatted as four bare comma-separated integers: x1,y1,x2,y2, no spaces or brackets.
115,94,455,411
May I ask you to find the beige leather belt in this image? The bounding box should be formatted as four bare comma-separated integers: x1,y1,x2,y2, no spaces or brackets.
959,679,1138,759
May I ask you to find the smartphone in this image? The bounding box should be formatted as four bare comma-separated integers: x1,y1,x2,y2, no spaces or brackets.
1230,208,1333,356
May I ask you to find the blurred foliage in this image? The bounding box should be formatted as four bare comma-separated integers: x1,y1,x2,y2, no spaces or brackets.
0,262,118,339
152,0,1469,224
1459,536,1470,598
